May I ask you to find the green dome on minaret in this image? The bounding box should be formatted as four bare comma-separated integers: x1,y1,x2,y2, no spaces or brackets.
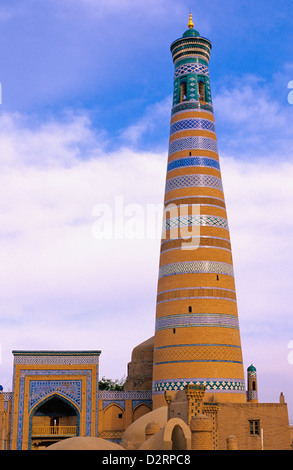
247,364,257,374
182,12,200,37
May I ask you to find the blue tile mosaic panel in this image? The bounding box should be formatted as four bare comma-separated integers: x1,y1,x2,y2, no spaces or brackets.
165,174,223,193
169,136,218,155
167,156,220,172
14,368,94,450
170,118,215,135
174,63,210,79
29,380,82,411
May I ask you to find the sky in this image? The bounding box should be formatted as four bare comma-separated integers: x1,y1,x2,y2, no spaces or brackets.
0,0,293,423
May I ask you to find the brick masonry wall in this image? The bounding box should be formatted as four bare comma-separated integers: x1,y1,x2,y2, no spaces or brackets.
217,402,291,450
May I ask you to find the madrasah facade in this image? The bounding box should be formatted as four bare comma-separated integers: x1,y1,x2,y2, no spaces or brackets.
0,15,292,451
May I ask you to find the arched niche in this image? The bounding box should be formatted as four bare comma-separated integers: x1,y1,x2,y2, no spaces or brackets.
28,393,80,450
102,403,125,432
133,403,152,422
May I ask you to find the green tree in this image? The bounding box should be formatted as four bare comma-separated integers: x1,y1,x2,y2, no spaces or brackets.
98,376,125,391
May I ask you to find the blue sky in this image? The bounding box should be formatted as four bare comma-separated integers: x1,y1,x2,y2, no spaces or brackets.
0,0,293,422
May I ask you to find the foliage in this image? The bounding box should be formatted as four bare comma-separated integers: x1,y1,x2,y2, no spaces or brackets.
98,376,126,391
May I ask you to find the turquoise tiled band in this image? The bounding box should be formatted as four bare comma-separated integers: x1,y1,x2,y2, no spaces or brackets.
152,378,245,393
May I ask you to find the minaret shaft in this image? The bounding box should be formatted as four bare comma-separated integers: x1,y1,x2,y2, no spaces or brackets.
152,17,246,409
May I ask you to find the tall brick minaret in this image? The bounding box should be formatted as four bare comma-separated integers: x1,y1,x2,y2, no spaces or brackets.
152,15,246,408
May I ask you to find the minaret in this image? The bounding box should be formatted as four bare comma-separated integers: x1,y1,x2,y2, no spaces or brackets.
247,364,258,403
152,15,246,408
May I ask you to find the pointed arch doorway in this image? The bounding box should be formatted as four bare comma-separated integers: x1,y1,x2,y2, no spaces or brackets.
29,394,80,449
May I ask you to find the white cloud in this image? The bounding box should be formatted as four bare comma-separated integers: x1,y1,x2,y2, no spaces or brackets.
221,155,293,320
0,79,292,416
0,110,166,384
213,74,293,159
219,155,293,409
120,96,172,147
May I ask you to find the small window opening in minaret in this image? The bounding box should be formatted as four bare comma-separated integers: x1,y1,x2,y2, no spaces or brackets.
180,81,187,102
188,306,192,312
252,381,256,391
189,151,192,156
173,328,176,334
216,275,219,281
198,80,206,102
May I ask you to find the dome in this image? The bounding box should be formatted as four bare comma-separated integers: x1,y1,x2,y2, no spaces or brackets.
121,406,168,449
0,385,3,392
182,28,200,38
123,336,154,391
248,364,256,372
131,336,154,362
46,436,125,450
145,421,161,437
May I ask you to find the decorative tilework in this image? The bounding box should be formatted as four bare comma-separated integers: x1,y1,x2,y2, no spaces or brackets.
152,378,245,393
175,57,209,68
170,118,215,135
102,400,125,410
171,37,212,64
159,261,234,279
132,400,152,410
169,136,218,155
153,343,243,365
172,102,214,115
155,313,239,331
163,215,228,231
14,368,94,450
165,174,223,193
174,63,209,79
3,392,12,412
248,369,257,377
3,392,12,401
167,156,220,172
98,390,152,400
29,380,82,411
247,390,258,400
13,352,100,365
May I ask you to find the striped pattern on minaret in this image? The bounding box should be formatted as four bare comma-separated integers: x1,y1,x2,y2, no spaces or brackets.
152,18,246,408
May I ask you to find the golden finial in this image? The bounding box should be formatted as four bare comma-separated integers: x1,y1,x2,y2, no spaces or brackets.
188,12,194,29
